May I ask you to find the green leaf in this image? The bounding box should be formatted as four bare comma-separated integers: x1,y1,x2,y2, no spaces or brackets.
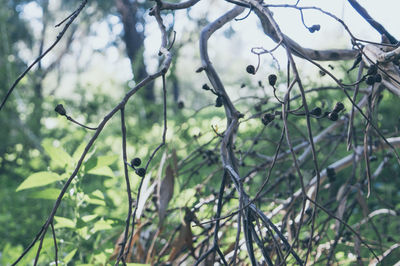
86,196,106,206
174,188,196,208
42,140,73,167
76,217,87,229
90,219,113,233
29,188,61,200
16,172,62,192
126,264,150,266
63,248,77,264
77,226,90,240
72,142,87,161
54,216,75,229
87,166,114,177
91,189,104,199
85,155,118,172
82,214,98,222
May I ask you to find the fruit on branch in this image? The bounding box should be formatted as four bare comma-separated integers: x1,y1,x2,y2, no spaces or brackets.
178,101,185,109
310,107,322,116
135,168,146,177
374,74,382,83
55,104,67,116
367,64,377,76
328,112,338,121
268,74,277,86
366,75,375,85
261,113,275,126
308,24,321,33
246,65,256,75
131,157,142,167
332,102,344,113
202,84,211,91
327,167,336,182
215,96,223,107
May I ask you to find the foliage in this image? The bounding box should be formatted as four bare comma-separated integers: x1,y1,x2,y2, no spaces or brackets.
1,0,400,265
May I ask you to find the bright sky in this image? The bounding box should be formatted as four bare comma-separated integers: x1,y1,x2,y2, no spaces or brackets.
19,0,400,100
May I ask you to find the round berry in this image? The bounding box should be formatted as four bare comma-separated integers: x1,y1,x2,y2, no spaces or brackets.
310,107,322,116
131,157,141,167
177,101,184,109
55,104,67,116
366,76,375,85
135,168,146,177
261,113,275,126
367,65,377,76
328,112,338,121
308,24,320,33
215,96,223,107
268,74,277,86
327,167,336,182
246,65,256,75
374,74,382,83
333,102,344,113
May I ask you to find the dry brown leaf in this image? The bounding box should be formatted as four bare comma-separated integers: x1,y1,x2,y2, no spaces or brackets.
109,222,143,263
168,211,194,262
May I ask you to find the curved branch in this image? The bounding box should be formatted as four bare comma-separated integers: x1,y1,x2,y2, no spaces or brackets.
255,7,357,61
347,0,398,44
160,0,201,10
0,0,88,112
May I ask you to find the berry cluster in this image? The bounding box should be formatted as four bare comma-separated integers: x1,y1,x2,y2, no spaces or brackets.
129,157,146,177
365,64,382,85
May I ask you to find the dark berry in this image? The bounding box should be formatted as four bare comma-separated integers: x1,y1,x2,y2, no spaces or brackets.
55,104,67,116
131,157,141,167
135,168,146,177
374,74,382,83
367,64,377,76
177,101,184,109
333,102,344,113
310,107,322,116
366,76,375,85
240,83,246,88
215,96,223,107
261,113,275,126
319,70,326,76
202,84,211,91
308,24,321,33
308,24,320,33
328,112,338,121
327,167,336,182
246,65,256,75
268,74,277,86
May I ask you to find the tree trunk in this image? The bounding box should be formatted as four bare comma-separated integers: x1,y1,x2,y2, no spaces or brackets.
115,0,154,101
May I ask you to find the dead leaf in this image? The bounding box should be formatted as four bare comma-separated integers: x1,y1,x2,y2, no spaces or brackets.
109,222,143,263
168,209,194,262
